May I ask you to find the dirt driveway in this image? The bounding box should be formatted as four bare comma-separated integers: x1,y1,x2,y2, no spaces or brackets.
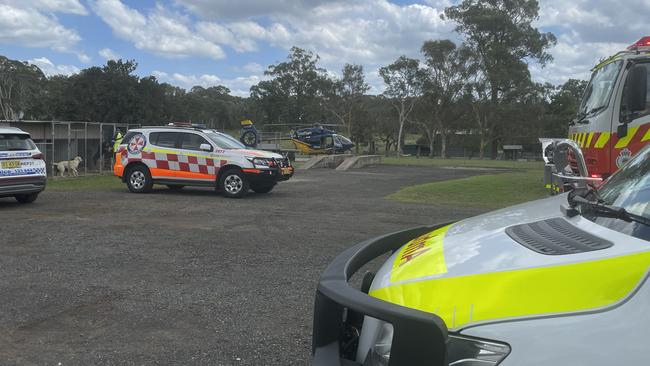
0,165,487,365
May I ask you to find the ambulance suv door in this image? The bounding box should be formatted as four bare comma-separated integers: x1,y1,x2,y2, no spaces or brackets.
148,131,183,180
178,132,216,184
615,60,650,169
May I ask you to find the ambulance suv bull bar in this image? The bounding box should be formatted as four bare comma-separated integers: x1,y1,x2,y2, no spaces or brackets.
312,224,450,366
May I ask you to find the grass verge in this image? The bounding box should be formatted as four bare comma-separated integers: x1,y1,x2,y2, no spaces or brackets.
47,175,123,191
388,170,547,209
382,156,543,170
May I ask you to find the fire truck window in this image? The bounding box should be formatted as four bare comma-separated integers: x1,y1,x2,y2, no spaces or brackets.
180,133,210,151
151,132,180,148
621,63,650,120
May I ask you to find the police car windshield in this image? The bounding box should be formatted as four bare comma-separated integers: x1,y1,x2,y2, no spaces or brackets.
579,60,622,117
598,146,650,219
205,132,245,149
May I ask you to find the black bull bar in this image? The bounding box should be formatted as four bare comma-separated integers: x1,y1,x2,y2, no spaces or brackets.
312,224,451,366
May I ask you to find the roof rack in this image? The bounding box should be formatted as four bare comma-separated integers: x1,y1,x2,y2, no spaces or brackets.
137,124,207,131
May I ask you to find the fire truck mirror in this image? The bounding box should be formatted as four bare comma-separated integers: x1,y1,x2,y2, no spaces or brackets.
626,65,647,114
618,123,628,138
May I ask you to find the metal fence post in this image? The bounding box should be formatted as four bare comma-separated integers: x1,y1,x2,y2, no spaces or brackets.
99,123,103,175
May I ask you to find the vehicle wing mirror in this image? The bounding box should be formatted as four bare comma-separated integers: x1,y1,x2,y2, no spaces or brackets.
626,65,647,113
200,143,213,152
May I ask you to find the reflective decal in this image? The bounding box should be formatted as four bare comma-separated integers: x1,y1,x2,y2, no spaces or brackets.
390,225,451,283
372,251,650,330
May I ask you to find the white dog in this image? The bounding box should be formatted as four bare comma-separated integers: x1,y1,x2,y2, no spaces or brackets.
53,156,83,177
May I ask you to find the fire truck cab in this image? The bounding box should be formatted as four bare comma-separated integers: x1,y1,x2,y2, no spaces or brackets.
543,36,650,192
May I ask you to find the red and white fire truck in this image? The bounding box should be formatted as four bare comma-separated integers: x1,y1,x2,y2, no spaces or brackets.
543,36,650,192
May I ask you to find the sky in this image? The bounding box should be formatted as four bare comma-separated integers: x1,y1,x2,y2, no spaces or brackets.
0,0,645,96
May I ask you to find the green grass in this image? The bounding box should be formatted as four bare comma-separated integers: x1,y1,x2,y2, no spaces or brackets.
388,170,547,209
47,175,123,191
382,157,543,170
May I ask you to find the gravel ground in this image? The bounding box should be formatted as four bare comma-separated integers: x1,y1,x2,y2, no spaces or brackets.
0,165,488,366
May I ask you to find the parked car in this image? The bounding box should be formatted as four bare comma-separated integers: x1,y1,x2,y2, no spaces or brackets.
313,144,650,366
0,127,46,204
113,124,294,198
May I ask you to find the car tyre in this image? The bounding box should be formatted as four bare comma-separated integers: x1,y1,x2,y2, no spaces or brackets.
219,169,249,198
126,165,153,193
15,193,38,204
251,184,274,194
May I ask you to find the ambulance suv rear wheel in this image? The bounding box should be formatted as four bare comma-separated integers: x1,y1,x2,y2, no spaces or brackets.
126,165,153,193
219,169,249,198
14,193,38,204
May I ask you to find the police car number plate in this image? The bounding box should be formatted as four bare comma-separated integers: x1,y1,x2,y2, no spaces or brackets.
1,160,20,169
281,167,292,175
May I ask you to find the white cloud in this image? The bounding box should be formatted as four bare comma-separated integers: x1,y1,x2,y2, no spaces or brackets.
2,0,87,15
0,4,81,52
27,57,80,76
98,48,120,60
152,70,266,97
77,52,91,63
174,0,346,20
531,0,648,84
152,70,221,88
92,0,226,60
175,0,455,94
242,62,263,73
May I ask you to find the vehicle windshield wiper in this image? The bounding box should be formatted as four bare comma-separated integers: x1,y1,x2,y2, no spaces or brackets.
571,195,650,227
573,106,607,125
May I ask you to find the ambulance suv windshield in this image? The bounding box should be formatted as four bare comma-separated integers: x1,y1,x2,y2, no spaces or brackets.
205,132,245,149
579,147,650,241
578,60,622,118
598,147,650,219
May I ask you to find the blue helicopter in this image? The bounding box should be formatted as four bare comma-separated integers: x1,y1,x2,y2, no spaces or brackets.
240,121,354,155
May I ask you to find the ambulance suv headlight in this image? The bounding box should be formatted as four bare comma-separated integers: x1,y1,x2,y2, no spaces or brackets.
363,322,393,366
363,322,510,366
447,334,511,365
248,157,272,168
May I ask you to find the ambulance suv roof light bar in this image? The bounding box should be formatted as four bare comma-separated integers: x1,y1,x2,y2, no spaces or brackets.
628,36,650,51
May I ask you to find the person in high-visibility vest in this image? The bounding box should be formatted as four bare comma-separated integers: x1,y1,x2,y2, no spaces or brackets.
112,131,123,153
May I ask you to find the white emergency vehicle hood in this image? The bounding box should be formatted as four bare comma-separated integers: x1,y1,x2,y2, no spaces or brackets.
368,194,650,331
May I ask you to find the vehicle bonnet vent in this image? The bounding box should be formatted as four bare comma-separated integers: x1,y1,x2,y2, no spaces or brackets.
505,218,613,255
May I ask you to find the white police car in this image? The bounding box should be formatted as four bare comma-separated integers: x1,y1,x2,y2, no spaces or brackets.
0,127,46,203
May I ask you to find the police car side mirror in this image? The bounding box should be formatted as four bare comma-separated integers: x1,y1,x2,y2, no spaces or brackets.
199,143,212,152
626,65,647,113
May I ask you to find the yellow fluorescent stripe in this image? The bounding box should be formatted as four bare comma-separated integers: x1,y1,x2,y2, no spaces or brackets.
594,132,610,148
391,225,451,283
371,251,650,330
581,133,587,147
585,132,594,148
642,127,650,142
144,147,221,160
615,126,640,149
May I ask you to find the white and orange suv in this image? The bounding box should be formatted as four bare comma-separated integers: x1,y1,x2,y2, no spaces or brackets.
113,125,293,198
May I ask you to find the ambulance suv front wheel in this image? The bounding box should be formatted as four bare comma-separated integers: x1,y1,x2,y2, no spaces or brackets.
218,169,249,198
126,165,153,193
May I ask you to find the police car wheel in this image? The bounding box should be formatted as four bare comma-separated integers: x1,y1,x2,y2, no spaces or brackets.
251,184,274,194
219,170,248,198
14,193,38,204
126,166,153,193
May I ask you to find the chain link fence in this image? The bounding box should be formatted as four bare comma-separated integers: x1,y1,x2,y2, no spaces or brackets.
0,120,140,177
